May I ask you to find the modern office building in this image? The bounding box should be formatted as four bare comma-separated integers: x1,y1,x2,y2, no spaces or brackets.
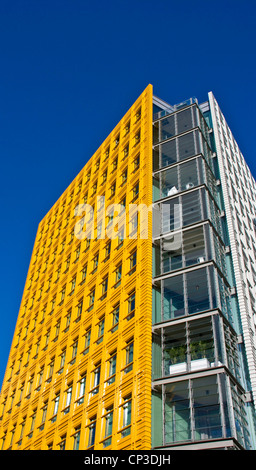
0,84,256,450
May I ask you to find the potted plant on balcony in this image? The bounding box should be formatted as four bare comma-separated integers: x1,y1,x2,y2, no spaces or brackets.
190,340,210,371
167,344,187,374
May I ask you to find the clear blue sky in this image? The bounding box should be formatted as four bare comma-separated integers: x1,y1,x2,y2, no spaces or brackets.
0,0,256,388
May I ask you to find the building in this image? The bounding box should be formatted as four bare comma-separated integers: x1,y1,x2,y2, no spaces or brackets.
0,84,256,450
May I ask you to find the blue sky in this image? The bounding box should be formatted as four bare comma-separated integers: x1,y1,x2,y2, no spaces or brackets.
0,0,256,388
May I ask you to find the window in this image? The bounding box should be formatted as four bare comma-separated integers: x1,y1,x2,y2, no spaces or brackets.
127,291,135,320
96,317,105,344
129,250,137,275
81,263,87,284
70,275,76,295
77,180,82,194
163,274,184,320
63,384,72,414
92,182,97,196
124,340,133,374
111,304,119,333
60,285,66,304
133,154,140,171
10,391,16,411
53,393,60,416
1,431,6,450
19,416,26,442
69,190,74,205
29,409,37,437
60,200,66,215
49,296,56,315
121,395,132,437
91,364,101,395
83,328,91,355
161,225,207,274
10,424,16,447
88,416,97,448
36,367,44,390
129,211,138,237
122,168,128,185
101,276,108,299
110,181,116,198
85,238,91,252
112,157,118,171
40,401,48,430
73,426,81,450
77,375,86,405
44,329,50,350
25,346,31,365
92,253,99,272
16,330,21,348
123,145,129,159
132,182,139,201
47,358,55,382
71,338,78,364
65,309,72,332
120,195,126,208
75,245,81,262
17,353,23,372
162,267,215,321
103,405,113,447
135,107,141,121
104,241,111,260
64,255,71,273
76,299,83,322
86,170,91,183
37,285,43,301
17,384,24,409
164,375,226,444
106,207,114,225
59,349,66,374
55,265,62,283
117,226,125,248
95,158,100,172
54,320,60,340
134,130,140,145
43,257,49,273
102,170,108,184
107,352,116,385
88,288,95,311
187,269,210,314
124,121,130,135
114,264,122,288
23,322,29,340
27,374,34,397
59,434,66,450
52,393,60,422
114,134,120,148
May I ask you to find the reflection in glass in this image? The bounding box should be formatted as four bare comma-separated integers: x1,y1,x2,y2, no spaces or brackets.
164,375,235,445
162,266,220,320
165,381,190,443
163,275,184,320
187,269,210,315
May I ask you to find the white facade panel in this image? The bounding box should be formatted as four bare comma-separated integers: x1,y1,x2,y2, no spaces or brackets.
209,91,256,405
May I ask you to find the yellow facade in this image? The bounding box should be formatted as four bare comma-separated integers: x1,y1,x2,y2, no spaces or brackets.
0,85,153,450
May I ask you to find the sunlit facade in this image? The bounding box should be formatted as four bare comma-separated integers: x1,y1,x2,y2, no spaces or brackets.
0,85,256,450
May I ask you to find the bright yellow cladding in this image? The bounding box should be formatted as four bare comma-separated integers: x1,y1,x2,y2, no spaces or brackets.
0,85,153,450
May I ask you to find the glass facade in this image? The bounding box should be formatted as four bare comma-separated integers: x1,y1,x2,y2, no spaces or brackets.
152,101,254,450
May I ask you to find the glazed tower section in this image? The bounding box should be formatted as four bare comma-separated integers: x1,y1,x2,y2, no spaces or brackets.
151,98,253,449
